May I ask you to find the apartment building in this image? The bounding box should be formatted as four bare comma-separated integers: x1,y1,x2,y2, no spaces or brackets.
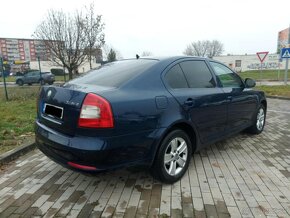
0,38,51,62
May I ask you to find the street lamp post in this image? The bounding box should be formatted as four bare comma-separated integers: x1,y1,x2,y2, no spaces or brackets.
0,57,9,101
38,56,42,85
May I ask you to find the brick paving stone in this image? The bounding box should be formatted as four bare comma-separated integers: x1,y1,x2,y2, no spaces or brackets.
192,197,204,211
21,207,38,218
77,204,94,217
236,200,253,217
0,98,289,217
159,185,171,216
182,203,194,218
0,196,16,213
0,206,18,217
227,206,242,218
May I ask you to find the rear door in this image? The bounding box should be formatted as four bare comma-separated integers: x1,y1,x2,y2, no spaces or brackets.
164,60,228,145
209,61,257,132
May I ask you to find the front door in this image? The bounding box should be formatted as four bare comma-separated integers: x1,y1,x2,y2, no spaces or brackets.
209,61,257,132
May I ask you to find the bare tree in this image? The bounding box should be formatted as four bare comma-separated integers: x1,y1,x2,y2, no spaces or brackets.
84,3,105,69
207,40,224,58
34,8,105,79
183,45,194,56
141,51,153,56
183,40,224,58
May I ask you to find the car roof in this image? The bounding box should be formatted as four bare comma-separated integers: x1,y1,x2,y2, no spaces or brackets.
117,56,213,90
120,56,208,62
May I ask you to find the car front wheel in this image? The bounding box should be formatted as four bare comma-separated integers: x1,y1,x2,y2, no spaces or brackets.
247,104,266,134
151,129,192,183
16,80,24,86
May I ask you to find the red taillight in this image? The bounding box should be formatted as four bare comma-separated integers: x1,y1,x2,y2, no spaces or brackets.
78,93,114,128
67,162,97,170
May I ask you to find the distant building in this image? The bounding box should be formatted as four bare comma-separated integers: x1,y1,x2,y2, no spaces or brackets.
213,54,286,72
277,27,290,53
0,37,103,73
0,37,51,62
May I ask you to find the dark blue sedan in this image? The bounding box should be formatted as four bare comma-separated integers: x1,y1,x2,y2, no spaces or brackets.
35,56,266,183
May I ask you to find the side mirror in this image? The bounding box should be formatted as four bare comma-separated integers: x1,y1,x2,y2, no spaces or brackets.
245,78,256,88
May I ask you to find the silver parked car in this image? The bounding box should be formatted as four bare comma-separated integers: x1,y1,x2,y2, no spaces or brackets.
16,71,55,86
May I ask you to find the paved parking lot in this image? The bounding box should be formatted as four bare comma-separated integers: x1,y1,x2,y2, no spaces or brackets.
0,98,290,218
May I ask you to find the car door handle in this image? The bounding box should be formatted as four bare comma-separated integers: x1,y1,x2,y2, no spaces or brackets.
184,99,194,107
227,96,232,101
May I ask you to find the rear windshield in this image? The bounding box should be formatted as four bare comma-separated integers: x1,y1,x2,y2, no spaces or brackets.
71,59,158,87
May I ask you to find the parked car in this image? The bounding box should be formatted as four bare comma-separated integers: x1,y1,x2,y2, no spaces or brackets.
35,56,266,183
16,71,55,86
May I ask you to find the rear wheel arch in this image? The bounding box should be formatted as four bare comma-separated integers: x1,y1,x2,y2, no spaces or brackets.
156,122,198,156
151,129,192,183
169,122,197,152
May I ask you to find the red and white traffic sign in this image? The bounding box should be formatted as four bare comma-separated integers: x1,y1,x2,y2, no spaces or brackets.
256,51,269,63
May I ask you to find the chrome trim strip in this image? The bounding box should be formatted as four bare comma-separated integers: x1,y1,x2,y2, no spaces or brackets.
41,115,62,125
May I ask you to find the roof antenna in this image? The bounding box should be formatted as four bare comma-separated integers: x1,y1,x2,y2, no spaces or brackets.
136,54,139,59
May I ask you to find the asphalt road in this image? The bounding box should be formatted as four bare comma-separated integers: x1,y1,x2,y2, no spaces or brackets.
0,98,290,217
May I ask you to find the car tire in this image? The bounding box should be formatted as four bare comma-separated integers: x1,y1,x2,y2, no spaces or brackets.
16,80,24,86
48,82,54,85
28,83,32,86
151,129,192,183
246,104,266,134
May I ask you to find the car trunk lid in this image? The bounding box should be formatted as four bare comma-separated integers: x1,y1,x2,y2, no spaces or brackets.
38,86,86,136
38,85,114,136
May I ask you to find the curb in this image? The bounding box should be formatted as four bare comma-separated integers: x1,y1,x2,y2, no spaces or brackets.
0,139,36,166
267,95,290,101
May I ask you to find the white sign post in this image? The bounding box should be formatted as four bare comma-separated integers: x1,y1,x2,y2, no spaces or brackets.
256,51,269,84
281,48,290,85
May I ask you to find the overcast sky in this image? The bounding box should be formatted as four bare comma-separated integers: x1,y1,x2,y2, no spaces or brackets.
0,0,289,58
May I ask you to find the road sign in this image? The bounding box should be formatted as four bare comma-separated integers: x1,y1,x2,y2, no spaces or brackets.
281,48,290,59
281,48,290,85
256,51,269,63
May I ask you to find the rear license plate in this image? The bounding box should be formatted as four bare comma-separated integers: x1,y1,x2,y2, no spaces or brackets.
44,103,63,119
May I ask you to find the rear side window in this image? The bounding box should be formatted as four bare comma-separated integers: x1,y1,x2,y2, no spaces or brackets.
164,64,188,89
72,59,157,87
179,61,215,88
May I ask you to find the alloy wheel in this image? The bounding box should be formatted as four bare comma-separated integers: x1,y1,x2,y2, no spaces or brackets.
164,137,188,176
256,107,265,131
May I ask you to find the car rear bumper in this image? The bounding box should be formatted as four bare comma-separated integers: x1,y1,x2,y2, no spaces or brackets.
35,120,162,172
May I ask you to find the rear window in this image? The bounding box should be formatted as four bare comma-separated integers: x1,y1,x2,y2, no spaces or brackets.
71,59,158,87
